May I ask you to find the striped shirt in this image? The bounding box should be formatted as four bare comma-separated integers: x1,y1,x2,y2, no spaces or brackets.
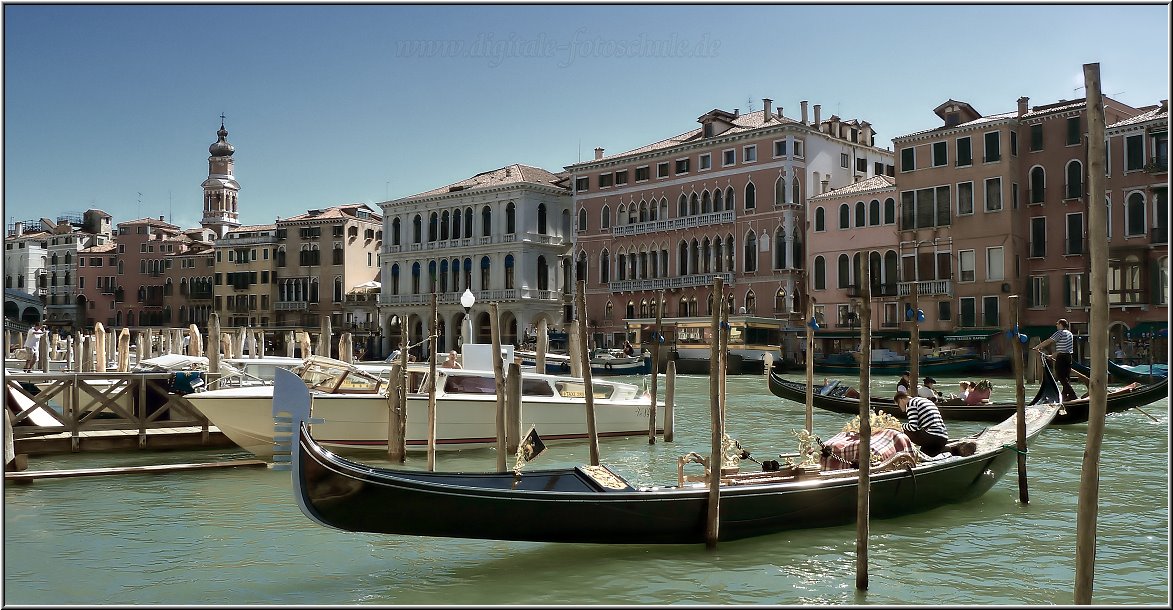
903,396,949,440
1049,329,1074,354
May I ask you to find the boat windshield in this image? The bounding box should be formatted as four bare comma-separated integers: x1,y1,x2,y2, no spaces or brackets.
297,356,384,394
554,380,616,399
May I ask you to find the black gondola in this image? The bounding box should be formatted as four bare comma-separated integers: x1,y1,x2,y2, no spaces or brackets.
275,368,1061,545
769,358,1167,425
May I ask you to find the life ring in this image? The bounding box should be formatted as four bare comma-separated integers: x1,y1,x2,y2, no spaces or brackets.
605,361,613,370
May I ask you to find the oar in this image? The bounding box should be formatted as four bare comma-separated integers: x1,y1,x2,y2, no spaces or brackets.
1132,404,1160,423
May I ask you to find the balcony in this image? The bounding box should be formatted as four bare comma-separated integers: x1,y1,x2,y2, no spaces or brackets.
378,288,559,307
276,301,309,311
897,279,953,297
609,272,733,293
611,210,736,238
846,283,899,298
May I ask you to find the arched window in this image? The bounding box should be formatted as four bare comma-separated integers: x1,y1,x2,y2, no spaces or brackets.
869,199,881,225
578,208,588,231
745,290,756,314
537,203,547,234
504,254,515,289
839,204,850,229
1065,160,1083,199
626,300,636,319
837,253,850,288
452,208,461,239
600,249,610,284
714,189,723,211
627,204,637,225
413,214,423,243
465,208,473,238
481,206,492,237
639,200,648,222
678,194,688,217
439,259,449,292
855,201,866,227
334,276,343,302
744,231,757,272
412,262,421,294
1126,192,1146,236
725,235,735,271
678,241,688,276
537,256,549,291
440,210,450,241
775,177,787,205
390,264,400,295
792,176,801,205
392,218,402,245
690,239,700,275
774,228,786,269
617,252,627,281
702,238,712,274
814,256,826,290
815,207,826,231
506,202,516,234
601,205,611,230
884,198,896,224
701,192,711,214
745,182,756,210
725,187,735,211
1030,166,1046,203
480,256,491,289
429,212,439,242
689,193,699,216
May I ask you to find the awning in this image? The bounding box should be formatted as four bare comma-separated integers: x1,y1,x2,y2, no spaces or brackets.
942,330,996,342
1125,321,1168,338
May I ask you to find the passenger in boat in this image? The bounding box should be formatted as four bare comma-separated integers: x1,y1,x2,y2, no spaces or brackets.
917,377,940,401
444,350,461,369
965,379,992,405
893,389,949,457
622,340,634,356
957,381,971,402
896,371,912,394
1034,318,1078,402
22,320,47,372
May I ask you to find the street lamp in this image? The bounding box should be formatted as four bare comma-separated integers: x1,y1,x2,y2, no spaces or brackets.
461,288,476,344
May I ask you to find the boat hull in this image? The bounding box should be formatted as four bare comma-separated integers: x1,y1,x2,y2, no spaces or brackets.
813,354,1007,376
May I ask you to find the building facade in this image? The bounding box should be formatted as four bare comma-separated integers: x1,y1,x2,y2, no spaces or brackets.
378,164,573,356
566,98,894,358
272,205,382,353
212,224,277,328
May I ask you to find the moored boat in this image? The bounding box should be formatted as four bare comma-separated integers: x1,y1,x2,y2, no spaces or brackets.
280,366,1062,544
813,347,1009,376
189,354,663,457
769,359,1167,425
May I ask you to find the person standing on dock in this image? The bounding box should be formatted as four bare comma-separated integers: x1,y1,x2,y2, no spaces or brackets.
1034,318,1078,402
22,320,47,372
893,389,949,457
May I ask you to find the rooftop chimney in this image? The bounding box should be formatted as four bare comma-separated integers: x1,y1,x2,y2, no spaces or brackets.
814,104,822,129
801,101,809,125
777,106,783,119
734,108,739,117
762,98,772,120
594,147,604,160
505,166,512,177
1018,96,1029,117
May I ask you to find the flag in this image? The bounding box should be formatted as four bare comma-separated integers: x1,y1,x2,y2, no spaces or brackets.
519,426,546,462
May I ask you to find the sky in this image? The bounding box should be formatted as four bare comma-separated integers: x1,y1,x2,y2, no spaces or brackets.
3,3,1170,232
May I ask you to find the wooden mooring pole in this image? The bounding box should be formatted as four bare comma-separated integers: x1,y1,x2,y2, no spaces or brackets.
1075,61,1110,605
855,255,873,590
648,289,664,443
705,276,724,548
490,302,507,472
575,280,601,467
1010,295,1029,503
426,294,438,472
387,362,405,462
664,360,675,442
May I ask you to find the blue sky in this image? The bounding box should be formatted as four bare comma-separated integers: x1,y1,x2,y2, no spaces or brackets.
4,3,1169,231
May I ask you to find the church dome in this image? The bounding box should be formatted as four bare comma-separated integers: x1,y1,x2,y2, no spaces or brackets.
209,121,235,157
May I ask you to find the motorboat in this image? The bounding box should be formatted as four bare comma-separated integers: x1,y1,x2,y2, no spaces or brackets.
188,354,664,458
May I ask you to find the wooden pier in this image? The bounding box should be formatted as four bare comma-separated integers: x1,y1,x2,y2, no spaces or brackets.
5,370,236,455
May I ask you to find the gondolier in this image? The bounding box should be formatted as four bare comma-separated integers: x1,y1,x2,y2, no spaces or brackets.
1035,318,1077,402
893,390,949,456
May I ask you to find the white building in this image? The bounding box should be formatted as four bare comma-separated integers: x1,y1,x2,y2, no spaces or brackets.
377,164,573,355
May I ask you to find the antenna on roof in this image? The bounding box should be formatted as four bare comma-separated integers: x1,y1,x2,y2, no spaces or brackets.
746,95,755,112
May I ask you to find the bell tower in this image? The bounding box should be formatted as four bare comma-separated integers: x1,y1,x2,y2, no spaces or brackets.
200,115,241,238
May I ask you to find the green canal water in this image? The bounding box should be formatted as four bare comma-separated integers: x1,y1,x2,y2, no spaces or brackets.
3,371,1169,605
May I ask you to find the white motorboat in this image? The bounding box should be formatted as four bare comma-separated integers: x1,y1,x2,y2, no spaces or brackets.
187,354,664,457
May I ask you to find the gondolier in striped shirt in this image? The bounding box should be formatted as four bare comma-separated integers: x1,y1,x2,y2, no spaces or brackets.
1034,318,1078,402
893,389,949,457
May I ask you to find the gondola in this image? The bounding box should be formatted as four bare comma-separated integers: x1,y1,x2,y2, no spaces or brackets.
277,368,1061,544
769,357,1167,425
1070,359,1167,383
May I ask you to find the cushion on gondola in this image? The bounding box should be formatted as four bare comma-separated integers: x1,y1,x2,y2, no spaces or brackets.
819,428,915,471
